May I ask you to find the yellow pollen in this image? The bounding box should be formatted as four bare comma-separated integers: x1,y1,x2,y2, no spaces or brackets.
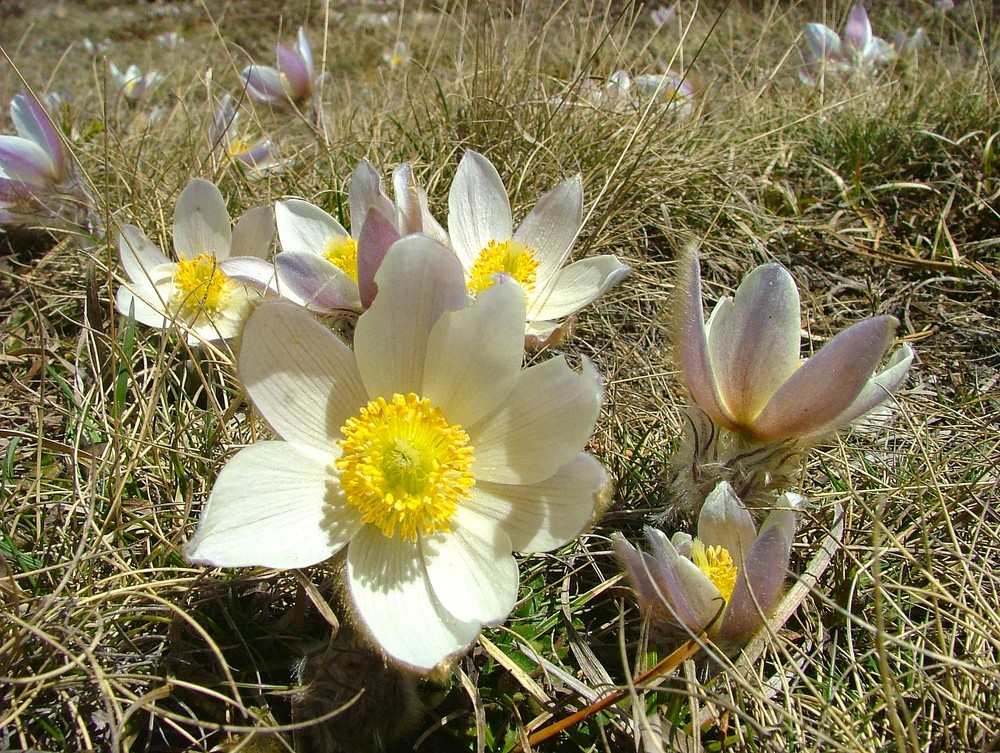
336,393,475,541
467,239,539,297
171,253,234,318
690,541,738,603
227,136,253,159
323,235,359,282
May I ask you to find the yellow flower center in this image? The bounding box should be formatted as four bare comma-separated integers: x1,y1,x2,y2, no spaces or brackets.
467,239,539,297
227,136,253,159
690,541,738,603
336,393,476,541
323,236,359,282
172,253,234,318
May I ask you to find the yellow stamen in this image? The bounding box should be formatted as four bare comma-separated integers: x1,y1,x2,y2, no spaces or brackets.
172,253,234,318
227,136,253,159
690,540,738,603
323,236,359,282
336,393,475,541
467,239,539,297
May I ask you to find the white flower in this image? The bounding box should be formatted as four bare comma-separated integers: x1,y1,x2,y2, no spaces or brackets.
209,94,283,175
186,236,607,671
242,27,315,110
800,4,895,85
110,63,165,103
447,150,629,343
115,178,275,344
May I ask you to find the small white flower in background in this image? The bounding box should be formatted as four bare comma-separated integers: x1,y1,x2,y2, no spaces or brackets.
676,247,914,446
209,94,283,175
799,3,894,85
115,178,275,344
383,41,410,70
649,4,677,27
82,37,113,56
0,91,90,227
892,27,928,67
242,27,315,110
614,481,801,645
633,69,695,115
155,31,184,49
110,63,165,104
447,150,629,346
186,237,607,672
250,159,446,314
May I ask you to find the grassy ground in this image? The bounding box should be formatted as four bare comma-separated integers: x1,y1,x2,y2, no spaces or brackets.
1,0,998,751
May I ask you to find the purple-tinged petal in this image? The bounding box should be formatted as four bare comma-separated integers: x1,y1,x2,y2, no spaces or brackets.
719,502,796,643
644,528,721,632
242,65,291,107
209,94,237,148
750,315,897,443
674,248,735,431
808,342,914,436
235,139,279,168
10,93,65,181
843,4,873,58
0,135,59,188
356,207,400,309
697,481,757,563
274,251,360,311
296,27,314,79
707,263,801,426
276,42,310,100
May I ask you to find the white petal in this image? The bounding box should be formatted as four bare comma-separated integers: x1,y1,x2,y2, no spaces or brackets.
645,528,722,632
697,481,757,563
116,280,172,328
527,255,630,322
186,441,361,568
240,302,368,454
219,256,278,295
119,225,170,283
353,236,468,398
347,526,481,671
514,175,583,290
275,199,348,255
231,205,275,259
422,277,525,427
447,150,513,268
465,452,604,552
421,507,517,624
469,356,602,485
173,178,232,260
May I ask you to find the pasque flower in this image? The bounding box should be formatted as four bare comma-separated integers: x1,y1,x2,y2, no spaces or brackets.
447,150,629,343
209,94,281,174
614,481,801,644
800,4,894,84
186,236,607,671
0,91,91,227
676,248,913,445
242,27,315,110
264,160,447,313
110,63,165,103
115,178,275,344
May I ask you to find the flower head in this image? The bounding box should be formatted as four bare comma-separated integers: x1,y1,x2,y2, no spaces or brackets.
115,178,275,344
0,91,91,227
110,63,165,103
447,150,629,344
263,160,446,313
209,94,282,174
676,248,913,445
800,4,894,84
614,481,801,645
185,236,607,671
242,27,316,110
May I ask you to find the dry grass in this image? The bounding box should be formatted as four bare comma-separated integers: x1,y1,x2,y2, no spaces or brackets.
1,0,998,751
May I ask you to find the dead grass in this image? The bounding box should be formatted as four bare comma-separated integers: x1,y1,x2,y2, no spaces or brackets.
1,1,999,751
